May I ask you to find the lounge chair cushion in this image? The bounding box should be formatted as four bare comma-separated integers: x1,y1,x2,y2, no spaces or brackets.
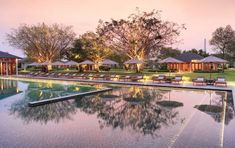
158,76,164,79
217,78,225,82
175,77,181,80
137,76,142,79
197,78,204,81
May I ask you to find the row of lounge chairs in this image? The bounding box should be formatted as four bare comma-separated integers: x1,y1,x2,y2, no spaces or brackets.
192,77,227,87
25,72,227,87
26,72,143,82
26,72,179,83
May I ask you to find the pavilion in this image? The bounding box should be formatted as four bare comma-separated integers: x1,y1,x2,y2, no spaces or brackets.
0,51,21,76
164,53,227,72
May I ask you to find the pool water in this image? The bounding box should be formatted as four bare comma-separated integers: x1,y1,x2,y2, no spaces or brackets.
0,78,234,148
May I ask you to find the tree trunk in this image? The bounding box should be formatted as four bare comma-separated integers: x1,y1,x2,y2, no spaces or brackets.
222,49,225,73
136,64,140,73
47,64,52,71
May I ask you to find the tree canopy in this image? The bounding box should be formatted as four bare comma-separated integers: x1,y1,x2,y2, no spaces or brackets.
158,47,181,60
210,25,235,59
97,9,185,61
7,23,76,70
68,32,112,71
183,48,209,57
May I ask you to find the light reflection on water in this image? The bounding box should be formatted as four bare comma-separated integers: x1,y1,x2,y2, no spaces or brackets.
0,78,234,148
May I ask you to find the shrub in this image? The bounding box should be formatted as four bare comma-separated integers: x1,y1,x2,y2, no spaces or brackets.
99,66,111,71
193,70,221,73
148,69,157,72
156,69,170,72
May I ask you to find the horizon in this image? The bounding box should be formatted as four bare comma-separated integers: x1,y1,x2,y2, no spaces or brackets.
1,0,235,57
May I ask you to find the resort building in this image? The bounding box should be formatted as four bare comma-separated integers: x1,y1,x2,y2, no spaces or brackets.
0,51,21,76
167,53,226,72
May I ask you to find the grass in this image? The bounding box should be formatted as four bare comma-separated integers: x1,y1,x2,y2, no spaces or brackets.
19,68,235,81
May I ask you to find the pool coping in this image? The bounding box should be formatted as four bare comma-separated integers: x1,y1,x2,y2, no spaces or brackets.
3,75,235,111
28,88,113,107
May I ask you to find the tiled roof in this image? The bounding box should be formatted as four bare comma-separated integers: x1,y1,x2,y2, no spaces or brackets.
174,53,204,62
0,51,21,59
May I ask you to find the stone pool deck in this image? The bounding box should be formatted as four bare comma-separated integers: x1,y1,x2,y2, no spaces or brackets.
3,75,235,110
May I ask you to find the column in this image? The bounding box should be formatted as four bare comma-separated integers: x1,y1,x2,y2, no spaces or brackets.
16,59,18,75
0,62,2,76
6,62,8,76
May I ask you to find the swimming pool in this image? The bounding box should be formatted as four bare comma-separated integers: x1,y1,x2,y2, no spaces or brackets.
0,78,234,148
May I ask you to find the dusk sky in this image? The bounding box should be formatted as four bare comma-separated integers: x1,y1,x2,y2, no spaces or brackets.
1,0,235,57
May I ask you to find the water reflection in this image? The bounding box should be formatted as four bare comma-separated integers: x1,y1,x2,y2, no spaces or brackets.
76,86,185,136
10,99,76,124
194,91,234,125
0,79,21,100
24,82,95,101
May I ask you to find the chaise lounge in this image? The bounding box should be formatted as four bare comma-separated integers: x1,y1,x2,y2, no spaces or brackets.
214,77,227,87
192,77,206,86
119,75,131,81
131,75,144,82
152,75,166,84
104,75,118,81
171,76,183,85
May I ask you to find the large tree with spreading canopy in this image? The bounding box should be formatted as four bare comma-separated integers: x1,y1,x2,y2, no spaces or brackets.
7,23,76,70
68,32,112,71
97,9,185,61
210,25,235,59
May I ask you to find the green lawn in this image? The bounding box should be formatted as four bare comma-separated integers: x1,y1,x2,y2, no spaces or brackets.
19,68,235,81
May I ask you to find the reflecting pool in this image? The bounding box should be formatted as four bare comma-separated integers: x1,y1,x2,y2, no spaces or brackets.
0,78,234,148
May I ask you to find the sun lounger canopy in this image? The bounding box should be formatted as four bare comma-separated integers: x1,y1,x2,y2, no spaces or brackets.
64,60,79,65
124,59,144,64
52,61,66,66
79,60,95,65
101,59,119,65
39,61,51,65
28,62,40,66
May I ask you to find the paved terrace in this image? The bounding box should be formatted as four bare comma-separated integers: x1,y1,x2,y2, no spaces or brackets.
4,75,235,110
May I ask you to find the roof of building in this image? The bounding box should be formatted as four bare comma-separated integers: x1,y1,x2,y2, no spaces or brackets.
174,53,204,62
0,51,22,59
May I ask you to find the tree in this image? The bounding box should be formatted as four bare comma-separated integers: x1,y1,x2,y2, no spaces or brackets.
7,23,76,70
210,25,235,59
97,9,185,61
158,47,181,60
68,32,112,71
183,48,209,57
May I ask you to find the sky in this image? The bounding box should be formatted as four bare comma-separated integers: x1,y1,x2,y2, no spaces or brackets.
1,0,235,57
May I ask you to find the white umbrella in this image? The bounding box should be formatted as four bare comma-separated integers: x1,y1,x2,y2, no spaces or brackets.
39,61,50,65
79,60,95,65
101,59,119,65
124,59,144,72
28,62,40,66
64,60,79,66
52,61,66,66
124,59,144,64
